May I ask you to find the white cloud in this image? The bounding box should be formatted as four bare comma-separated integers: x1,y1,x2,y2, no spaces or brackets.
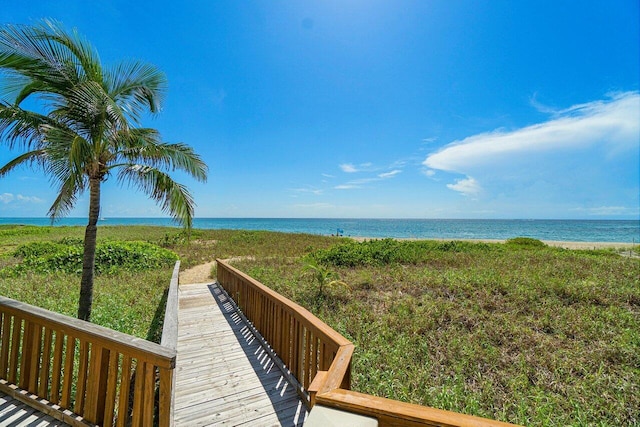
17,195,43,203
340,163,358,173
422,169,436,177
335,184,359,190
378,170,402,179
291,187,323,196
423,92,640,202
0,193,43,204
447,176,481,196
425,92,639,173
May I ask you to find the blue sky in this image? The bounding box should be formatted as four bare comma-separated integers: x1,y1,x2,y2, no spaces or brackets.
1,1,638,219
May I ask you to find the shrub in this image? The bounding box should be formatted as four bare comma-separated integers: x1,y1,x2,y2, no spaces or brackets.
506,237,547,248
6,240,177,275
308,238,497,267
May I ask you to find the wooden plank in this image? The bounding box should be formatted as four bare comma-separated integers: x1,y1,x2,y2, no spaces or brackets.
84,343,107,423
50,332,64,404
0,296,175,369
116,355,132,427
19,320,34,390
142,362,155,426
74,339,89,415
38,327,53,398
8,315,22,384
158,367,173,427
0,381,93,427
28,323,43,393
174,282,308,426
60,335,75,409
217,260,351,346
103,351,120,427
160,261,180,350
0,313,11,377
131,360,145,427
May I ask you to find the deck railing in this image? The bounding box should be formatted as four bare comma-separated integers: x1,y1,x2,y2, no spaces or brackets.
216,259,353,399
0,262,180,427
216,259,517,427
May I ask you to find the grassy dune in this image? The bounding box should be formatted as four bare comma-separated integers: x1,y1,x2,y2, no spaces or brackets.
0,225,637,426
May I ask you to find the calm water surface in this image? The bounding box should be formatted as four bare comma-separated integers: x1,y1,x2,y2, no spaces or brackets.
1,218,638,243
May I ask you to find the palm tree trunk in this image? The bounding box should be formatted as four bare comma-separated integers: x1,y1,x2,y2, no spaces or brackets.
78,178,101,321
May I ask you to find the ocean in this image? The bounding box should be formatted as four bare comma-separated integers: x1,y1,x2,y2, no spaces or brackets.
1,217,638,243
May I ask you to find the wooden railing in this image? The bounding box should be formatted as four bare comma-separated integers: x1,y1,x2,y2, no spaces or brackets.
216,259,353,397
216,259,517,427
0,263,179,427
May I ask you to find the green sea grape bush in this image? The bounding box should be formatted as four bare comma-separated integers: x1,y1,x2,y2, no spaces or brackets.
505,237,547,248
308,238,498,267
5,240,177,275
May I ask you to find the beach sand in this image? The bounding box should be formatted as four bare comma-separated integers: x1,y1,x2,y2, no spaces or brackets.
350,236,637,250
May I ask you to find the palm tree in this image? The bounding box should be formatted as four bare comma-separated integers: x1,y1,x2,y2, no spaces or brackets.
0,20,207,321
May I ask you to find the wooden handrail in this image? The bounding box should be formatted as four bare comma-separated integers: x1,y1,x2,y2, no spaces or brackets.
216,259,519,427
160,260,180,427
0,277,177,426
216,259,353,399
317,389,517,427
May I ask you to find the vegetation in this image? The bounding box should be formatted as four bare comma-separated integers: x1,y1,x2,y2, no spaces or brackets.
0,224,637,426
235,237,640,427
0,20,207,320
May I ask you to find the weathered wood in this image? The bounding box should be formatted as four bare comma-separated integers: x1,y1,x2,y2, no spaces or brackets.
160,261,180,350
173,282,307,426
0,380,93,427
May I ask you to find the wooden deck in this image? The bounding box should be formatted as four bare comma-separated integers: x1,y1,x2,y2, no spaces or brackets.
0,392,69,426
174,282,308,426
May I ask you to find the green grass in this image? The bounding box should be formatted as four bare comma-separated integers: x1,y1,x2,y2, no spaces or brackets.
1,225,637,426
232,238,640,426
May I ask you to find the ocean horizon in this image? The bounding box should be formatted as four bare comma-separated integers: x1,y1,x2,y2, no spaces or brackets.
1,217,638,243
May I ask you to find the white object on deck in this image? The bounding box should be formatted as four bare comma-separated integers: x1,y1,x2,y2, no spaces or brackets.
305,404,378,427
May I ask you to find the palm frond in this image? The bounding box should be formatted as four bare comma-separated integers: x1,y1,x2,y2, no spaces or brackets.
38,19,102,83
41,125,95,181
117,165,195,229
47,173,81,220
115,129,207,181
0,22,80,95
106,60,167,121
0,149,44,178
0,102,51,149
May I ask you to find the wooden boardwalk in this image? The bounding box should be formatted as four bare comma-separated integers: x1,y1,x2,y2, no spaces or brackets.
174,282,309,426
0,392,68,426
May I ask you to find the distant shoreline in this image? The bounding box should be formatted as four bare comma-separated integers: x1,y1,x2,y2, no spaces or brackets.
1,218,638,244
